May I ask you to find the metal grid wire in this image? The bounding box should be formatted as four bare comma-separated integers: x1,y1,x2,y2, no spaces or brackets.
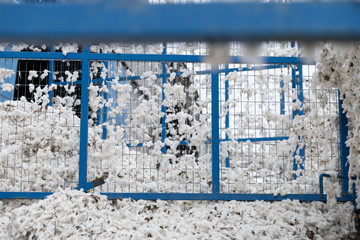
219,63,340,194
0,58,81,192
0,46,344,198
301,65,340,173
87,60,213,193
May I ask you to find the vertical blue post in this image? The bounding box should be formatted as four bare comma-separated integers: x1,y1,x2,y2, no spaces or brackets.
211,66,220,193
297,65,305,173
297,65,304,115
290,42,297,119
339,91,349,198
291,41,305,179
161,43,167,154
48,46,54,106
291,65,298,179
224,64,230,168
79,45,90,186
100,62,108,140
292,64,305,179
291,66,298,119
100,82,108,140
280,79,285,115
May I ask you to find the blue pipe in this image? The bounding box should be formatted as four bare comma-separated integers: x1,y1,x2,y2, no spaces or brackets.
339,91,350,197
161,44,167,155
48,46,54,106
78,45,90,186
211,66,220,193
0,51,309,64
225,64,230,168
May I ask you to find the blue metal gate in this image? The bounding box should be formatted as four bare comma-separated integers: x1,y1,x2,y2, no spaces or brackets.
0,43,354,202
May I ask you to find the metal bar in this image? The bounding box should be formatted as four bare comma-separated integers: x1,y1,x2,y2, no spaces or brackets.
291,66,298,119
231,136,289,143
339,91,350,198
298,65,304,115
99,62,109,140
53,80,82,85
211,66,220,194
48,46,54,106
291,64,299,179
280,79,285,115
353,182,357,210
0,192,53,199
225,64,230,168
0,51,309,64
102,192,354,201
1,2,360,42
0,51,82,60
125,136,290,148
298,65,305,173
102,88,108,140
318,174,355,200
319,173,332,199
79,45,90,186
0,191,355,202
161,43,167,155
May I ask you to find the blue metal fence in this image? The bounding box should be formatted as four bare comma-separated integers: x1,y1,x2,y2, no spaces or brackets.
0,44,354,203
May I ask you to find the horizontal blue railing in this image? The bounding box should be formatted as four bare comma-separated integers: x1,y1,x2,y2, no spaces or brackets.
0,51,312,64
0,2,360,42
0,192,355,202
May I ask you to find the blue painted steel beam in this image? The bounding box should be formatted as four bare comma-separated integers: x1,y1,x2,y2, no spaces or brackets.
78,45,90,186
319,173,332,200
0,51,82,60
0,51,311,64
319,174,356,201
280,79,285,115
0,191,354,202
291,64,305,179
225,64,230,168
339,91,350,197
230,136,289,143
0,2,360,42
102,193,355,202
48,46,54,106
161,44,167,155
0,192,53,199
126,136,290,148
211,67,220,194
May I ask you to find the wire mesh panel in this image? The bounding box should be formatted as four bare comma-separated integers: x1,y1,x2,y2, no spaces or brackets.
0,57,81,192
219,63,341,196
0,45,350,201
219,63,294,194
86,59,213,194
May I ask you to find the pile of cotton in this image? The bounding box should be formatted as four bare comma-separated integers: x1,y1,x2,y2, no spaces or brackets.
0,189,356,239
315,42,360,204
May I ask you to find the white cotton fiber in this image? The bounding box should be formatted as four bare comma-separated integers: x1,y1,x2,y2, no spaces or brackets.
1,190,356,239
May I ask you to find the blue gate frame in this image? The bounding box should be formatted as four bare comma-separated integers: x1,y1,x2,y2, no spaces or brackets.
0,1,359,202
0,48,355,202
